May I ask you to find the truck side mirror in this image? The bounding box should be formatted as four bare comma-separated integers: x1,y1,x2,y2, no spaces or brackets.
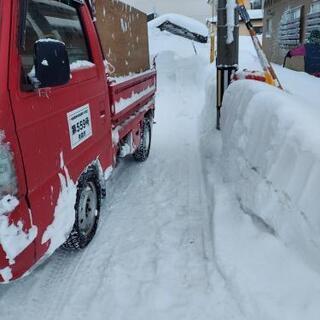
34,39,70,88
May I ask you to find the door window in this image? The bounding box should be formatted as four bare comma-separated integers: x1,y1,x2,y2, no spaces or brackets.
20,0,91,89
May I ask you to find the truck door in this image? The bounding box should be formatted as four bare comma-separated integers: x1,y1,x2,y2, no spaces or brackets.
0,1,38,282
9,0,112,259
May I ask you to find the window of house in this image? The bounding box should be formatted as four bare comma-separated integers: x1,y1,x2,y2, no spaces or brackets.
20,0,91,89
250,0,263,10
306,1,320,39
310,1,320,14
253,26,263,35
278,6,303,49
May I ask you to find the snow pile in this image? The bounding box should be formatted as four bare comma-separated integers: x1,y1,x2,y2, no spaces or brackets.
0,195,37,271
104,166,113,181
148,18,209,63
200,72,320,318
221,79,320,270
274,63,320,107
0,267,12,283
42,153,77,255
226,0,237,44
238,36,263,70
149,13,208,37
0,195,19,216
0,213,37,265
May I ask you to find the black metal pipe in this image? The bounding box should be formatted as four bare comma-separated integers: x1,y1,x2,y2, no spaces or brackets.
216,0,239,130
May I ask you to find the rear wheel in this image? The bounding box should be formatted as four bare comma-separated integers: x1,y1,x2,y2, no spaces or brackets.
63,169,101,250
133,118,152,162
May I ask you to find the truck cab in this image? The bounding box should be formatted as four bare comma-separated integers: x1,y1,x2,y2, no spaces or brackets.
0,0,156,283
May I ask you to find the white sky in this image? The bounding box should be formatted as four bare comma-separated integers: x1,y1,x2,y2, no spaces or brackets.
121,0,212,23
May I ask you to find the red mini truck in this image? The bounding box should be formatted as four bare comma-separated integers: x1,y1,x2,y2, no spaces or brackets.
0,0,156,283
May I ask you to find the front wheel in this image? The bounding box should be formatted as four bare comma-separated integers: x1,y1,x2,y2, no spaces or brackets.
63,169,101,250
133,118,152,162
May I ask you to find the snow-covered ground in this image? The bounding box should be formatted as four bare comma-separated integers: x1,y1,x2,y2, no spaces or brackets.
201,36,320,319
1,16,320,320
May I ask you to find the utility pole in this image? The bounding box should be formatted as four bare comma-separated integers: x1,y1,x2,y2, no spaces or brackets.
216,0,239,130
208,0,216,63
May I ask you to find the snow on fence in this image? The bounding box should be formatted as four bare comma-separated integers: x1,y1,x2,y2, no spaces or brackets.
221,79,320,267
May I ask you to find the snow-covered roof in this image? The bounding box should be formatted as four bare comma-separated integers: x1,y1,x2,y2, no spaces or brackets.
148,13,209,37
207,9,263,23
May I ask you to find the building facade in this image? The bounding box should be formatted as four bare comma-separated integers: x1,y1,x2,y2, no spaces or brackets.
241,0,264,35
207,0,264,36
263,0,320,71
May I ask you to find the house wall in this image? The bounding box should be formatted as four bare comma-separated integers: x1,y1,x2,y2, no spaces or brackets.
240,20,263,35
263,0,317,71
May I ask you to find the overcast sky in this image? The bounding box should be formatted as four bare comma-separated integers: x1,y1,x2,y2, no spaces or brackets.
122,0,212,23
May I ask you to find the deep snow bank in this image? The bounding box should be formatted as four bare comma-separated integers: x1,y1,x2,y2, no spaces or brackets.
221,80,320,269
274,63,320,108
199,73,320,319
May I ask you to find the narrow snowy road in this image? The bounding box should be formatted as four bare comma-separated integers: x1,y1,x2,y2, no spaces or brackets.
0,40,243,319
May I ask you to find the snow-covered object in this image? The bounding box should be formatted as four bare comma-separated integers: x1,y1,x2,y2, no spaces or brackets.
0,195,19,216
42,153,77,255
108,69,155,85
200,55,320,318
0,267,12,283
113,85,156,114
112,127,120,145
0,201,37,265
148,20,209,61
104,166,113,181
70,60,95,71
226,0,237,44
36,38,65,44
0,133,38,275
233,69,267,82
119,133,135,158
0,132,17,197
221,79,320,267
112,99,154,149
273,63,320,107
148,13,208,38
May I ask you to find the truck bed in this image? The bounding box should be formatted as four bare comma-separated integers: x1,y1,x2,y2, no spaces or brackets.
108,69,157,126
